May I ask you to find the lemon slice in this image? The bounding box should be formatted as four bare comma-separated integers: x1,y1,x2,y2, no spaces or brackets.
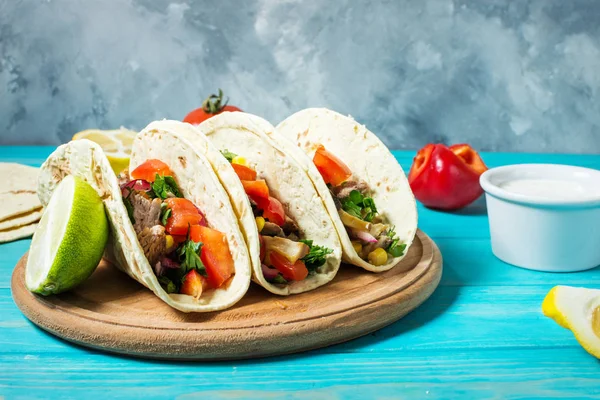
72,128,136,174
542,285,600,358
25,175,109,295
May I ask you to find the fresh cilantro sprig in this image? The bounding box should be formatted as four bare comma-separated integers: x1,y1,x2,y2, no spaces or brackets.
272,275,287,284
177,231,207,277
158,276,177,293
386,225,406,257
300,239,333,272
160,203,172,225
151,174,183,200
341,190,378,222
220,149,237,163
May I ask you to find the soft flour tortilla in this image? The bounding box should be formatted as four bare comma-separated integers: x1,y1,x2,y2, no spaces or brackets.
0,209,43,231
276,108,418,272
0,163,42,222
197,112,343,295
0,223,37,243
130,120,252,309
38,136,251,312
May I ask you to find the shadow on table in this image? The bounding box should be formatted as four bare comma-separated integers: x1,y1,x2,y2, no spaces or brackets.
447,196,487,216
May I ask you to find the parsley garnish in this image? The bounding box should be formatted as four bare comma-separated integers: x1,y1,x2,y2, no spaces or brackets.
123,188,136,224
220,149,237,163
385,225,406,257
272,274,287,284
300,239,333,272
177,234,207,277
151,174,183,199
158,276,177,293
341,190,378,222
160,202,172,225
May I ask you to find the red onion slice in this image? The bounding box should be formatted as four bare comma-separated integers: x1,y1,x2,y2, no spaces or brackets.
261,263,280,280
160,256,181,269
353,229,378,243
121,179,151,197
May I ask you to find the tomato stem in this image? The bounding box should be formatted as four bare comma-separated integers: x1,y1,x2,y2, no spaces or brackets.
201,89,229,114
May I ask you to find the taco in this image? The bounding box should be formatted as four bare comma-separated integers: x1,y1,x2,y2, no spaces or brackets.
194,112,342,295
37,121,252,312
276,108,418,272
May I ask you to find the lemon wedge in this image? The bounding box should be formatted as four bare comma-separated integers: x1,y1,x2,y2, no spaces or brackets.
542,285,600,358
72,128,136,174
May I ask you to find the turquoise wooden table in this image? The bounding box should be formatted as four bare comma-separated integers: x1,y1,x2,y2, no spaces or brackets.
1,147,599,399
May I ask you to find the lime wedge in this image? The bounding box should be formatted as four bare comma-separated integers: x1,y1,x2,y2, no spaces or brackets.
72,128,137,174
25,175,109,295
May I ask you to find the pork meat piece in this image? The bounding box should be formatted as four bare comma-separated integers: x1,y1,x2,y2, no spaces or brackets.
130,191,162,234
333,179,369,199
282,216,300,236
261,221,285,237
137,225,167,266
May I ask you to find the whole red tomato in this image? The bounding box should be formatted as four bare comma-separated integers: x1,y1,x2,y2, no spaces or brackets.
183,89,242,125
408,143,488,210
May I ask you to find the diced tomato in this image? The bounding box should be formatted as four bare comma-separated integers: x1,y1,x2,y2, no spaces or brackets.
259,235,266,262
258,196,285,226
313,145,352,186
131,159,173,182
242,179,269,204
180,270,208,299
165,214,203,235
269,251,308,281
189,225,235,289
164,198,198,213
232,163,257,181
164,198,203,235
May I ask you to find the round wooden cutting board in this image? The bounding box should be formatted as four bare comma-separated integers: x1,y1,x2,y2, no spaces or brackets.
12,229,442,360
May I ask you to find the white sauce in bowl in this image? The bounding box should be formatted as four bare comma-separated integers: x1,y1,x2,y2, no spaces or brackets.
498,179,596,201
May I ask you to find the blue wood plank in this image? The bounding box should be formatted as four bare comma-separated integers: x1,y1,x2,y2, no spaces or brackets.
1,349,599,399
0,146,56,166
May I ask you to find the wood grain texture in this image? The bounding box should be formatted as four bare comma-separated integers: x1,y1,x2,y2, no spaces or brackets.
11,230,441,360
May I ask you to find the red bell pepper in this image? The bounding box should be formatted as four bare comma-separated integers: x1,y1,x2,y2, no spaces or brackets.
313,145,352,186
231,163,257,181
258,196,286,226
269,251,309,281
189,225,235,289
408,143,488,210
130,159,173,182
241,179,270,204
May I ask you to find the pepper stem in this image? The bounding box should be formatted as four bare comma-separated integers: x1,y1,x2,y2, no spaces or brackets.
201,89,229,114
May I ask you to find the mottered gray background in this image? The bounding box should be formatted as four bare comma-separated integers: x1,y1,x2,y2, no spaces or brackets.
1,0,600,152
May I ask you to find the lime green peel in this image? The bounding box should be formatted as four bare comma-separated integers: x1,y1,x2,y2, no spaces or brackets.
25,175,108,295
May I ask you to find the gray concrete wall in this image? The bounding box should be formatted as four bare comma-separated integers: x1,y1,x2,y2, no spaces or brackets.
2,0,600,152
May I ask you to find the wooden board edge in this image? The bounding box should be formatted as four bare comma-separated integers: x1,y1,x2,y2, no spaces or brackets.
11,232,443,360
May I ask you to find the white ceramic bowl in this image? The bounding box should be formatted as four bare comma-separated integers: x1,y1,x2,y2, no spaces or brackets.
480,164,600,272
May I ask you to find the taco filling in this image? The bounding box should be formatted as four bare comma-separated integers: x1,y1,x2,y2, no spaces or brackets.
221,150,333,285
311,145,406,266
118,159,235,298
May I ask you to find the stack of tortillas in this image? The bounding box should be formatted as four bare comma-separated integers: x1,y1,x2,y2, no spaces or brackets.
0,163,43,243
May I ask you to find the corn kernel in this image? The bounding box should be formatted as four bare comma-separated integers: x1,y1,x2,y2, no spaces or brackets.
255,216,265,232
368,247,388,266
351,241,362,254
165,235,175,252
232,156,247,166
